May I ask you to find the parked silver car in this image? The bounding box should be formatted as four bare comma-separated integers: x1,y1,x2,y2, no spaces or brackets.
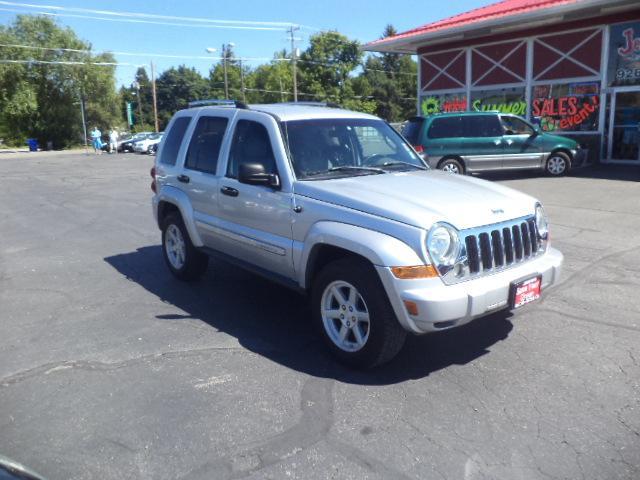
151,101,563,368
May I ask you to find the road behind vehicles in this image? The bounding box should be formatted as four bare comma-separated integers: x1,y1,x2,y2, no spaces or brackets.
151,101,563,368
402,112,587,176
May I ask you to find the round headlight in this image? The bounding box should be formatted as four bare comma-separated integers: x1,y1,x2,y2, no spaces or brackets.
535,204,548,238
427,224,460,266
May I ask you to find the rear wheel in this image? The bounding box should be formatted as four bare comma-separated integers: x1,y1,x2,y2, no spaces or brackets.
439,158,464,174
311,258,407,369
161,213,208,281
545,152,570,176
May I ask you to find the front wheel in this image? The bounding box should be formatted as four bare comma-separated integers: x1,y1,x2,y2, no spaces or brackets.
545,152,570,176
161,213,208,281
311,258,407,369
439,158,464,174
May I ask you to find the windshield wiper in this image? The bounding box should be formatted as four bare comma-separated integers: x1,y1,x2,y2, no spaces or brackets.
380,161,427,170
328,165,386,174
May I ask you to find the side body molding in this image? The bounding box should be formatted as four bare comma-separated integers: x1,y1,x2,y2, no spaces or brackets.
154,185,204,247
298,221,424,289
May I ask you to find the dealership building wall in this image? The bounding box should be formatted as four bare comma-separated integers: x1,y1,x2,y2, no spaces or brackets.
415,10,640,164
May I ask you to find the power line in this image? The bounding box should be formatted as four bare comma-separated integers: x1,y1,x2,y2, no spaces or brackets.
0,1,298,27
0,2,296,31
0,7,287,30
0,58,143,66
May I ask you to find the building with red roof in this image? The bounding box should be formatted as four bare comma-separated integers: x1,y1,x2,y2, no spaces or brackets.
364,0,640,164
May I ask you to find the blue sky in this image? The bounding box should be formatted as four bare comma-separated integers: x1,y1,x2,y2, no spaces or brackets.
0,0,488,87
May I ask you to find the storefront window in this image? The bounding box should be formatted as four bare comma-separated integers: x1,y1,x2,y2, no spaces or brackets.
419,93,467,116
531,82,600,132
608,21,640,87
470,87,526,116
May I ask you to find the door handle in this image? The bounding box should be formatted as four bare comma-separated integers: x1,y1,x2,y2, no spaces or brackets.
494,139,502,145
177,174,190,183
220,186,239,197
505,139,514,145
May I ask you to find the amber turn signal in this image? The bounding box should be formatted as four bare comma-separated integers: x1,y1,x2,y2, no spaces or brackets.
403,300,419,316
391,265,438,279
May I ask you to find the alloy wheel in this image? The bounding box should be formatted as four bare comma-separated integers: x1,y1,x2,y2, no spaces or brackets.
165,224,186,270
320,280,370,352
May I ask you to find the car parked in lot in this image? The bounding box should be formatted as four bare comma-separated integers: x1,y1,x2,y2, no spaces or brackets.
121,132,153,152
134,132,163,154
402,112,586,176
151,101,563,368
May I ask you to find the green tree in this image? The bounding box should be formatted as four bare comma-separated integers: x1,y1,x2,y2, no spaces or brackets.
0,15,119,148
245,51,292,103
155,65,210,128
358,25,417,122
298,31,362,104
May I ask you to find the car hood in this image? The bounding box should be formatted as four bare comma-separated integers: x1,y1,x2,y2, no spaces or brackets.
541,132,577,147
293,170,536,231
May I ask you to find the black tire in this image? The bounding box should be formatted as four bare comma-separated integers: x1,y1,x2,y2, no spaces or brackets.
161,212,208,281
438,158,464,174
311,258,407,369
545,151,571,176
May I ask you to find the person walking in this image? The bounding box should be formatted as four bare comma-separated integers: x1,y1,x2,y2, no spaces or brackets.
109,129,118,154
91,127,102,154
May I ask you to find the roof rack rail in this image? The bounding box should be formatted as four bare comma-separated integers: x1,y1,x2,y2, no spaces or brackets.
275,101,342,109
188,99,249,109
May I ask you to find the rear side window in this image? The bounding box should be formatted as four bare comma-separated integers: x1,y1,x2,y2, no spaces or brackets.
427,117,463,139
401,118,424,144
184,116,229,174
226,120,277,178
463,115,503,137
158,116,191,166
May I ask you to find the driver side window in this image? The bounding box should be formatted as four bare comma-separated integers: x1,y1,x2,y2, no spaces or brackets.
501,116,534,135
226,120,277,179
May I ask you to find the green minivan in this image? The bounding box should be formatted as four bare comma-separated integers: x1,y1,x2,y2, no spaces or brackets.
402,112,586,176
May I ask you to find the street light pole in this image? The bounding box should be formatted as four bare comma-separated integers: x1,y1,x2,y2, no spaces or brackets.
222,43,230,100
79,92,88,154
288,26,300,102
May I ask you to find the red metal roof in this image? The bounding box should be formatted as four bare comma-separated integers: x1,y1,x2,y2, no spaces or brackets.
367,0,583,47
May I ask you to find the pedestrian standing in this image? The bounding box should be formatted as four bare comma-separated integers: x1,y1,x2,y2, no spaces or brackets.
91,127,102,154
109,129,118,154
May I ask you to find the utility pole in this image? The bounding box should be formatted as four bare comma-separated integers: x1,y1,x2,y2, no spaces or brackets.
239,58,246,104
279,77,285,103
79,92,88,154
222,43,229,100
150,61,159,133
288,25,300,102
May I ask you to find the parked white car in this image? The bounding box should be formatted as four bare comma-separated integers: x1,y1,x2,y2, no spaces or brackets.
134,132,163,153
151,101,563,368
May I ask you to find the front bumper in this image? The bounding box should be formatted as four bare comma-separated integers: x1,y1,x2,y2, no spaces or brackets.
376,247,563,334
571,148,589,168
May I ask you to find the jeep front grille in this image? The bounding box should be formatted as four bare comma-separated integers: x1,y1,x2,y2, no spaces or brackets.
440,216,546,285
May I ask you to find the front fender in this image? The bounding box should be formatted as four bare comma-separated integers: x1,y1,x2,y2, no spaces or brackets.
154,185,203,247
299,221,424,289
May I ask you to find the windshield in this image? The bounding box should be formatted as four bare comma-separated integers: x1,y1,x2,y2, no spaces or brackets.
283,118,427,180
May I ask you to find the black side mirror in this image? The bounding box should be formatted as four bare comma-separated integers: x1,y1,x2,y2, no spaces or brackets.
504,129,515,136
238,162,280,189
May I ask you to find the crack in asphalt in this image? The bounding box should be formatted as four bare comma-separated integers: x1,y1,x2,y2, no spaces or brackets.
0,346,250,387
534,307,640,333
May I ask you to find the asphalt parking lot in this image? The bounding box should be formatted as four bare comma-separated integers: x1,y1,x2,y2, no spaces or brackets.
1,151,639,480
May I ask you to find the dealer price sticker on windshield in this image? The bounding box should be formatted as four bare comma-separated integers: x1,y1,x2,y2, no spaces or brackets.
510,275,542,309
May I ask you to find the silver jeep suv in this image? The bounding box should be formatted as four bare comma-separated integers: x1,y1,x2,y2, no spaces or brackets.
151,101,563,368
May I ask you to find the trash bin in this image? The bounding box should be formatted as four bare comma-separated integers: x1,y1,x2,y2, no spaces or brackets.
46,140,53,151
26,138,38,152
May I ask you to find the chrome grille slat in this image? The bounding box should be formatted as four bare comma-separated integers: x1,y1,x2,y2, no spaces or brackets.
452,215,546,285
